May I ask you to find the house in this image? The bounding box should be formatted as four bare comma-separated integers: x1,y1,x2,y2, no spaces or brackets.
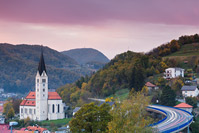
20,50,65,121
145,82,159,91
181,85,199,97
174,103,193,113
73,107,81,116
164,67,184,79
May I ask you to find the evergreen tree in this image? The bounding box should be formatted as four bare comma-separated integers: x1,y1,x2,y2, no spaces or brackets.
160,86,176,106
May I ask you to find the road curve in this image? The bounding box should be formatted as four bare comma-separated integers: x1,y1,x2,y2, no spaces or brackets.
147,105,193,133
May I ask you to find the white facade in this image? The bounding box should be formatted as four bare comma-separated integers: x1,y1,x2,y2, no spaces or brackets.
178,107,193,113
20,52,65,121
164,68,184,79
182,88,199,97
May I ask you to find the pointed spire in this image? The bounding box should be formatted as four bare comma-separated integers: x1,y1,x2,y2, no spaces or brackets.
38,46,47,75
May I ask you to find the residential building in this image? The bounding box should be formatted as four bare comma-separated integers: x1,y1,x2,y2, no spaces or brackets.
174,103,193,113
181,85,199,97
145,82,159,91
73,107,81,116
164,68,184,79
20,51,65,121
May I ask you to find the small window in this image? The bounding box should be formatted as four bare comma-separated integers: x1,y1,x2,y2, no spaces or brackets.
42,79,46,83
52,104,55,113
58,104,60,113
37,79,39,83
43,84,45,87
43,89,45,92
29,109,32,114
25,108,27,114
43,94,45,97
21,108,23,113
34,109,36,114
37,89,39,92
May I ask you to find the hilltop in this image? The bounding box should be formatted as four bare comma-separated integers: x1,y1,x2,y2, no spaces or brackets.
62,48,109,69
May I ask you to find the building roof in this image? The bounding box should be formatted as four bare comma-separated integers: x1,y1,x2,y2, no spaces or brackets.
38,49,47,76
0,106,3,113
25,91,61,100
73,107,81,113
166,67,184,71
181,85,197,91
99,102,115,106
145,82,156,87
25,126,48,132
26,92,35,99
174,103,193,108
20,100,36,106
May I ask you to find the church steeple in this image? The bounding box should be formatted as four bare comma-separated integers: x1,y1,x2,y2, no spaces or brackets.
38,48,47,75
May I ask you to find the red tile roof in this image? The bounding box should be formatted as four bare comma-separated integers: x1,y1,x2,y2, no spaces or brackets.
48,92,62,100
20,100,35,106
0,106,3,112
26,126,48,132
145,82,156,87
26,92,35,99
174,103,193,108
24,91,61,101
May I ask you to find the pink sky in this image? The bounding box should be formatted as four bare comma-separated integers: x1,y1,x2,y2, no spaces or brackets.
0,0,199,59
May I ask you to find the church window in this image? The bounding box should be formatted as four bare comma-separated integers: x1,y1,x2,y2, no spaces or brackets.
37,79,39,83
25,108,27,114
42,79,46,83
58,104,60,113
52,104,55,113
43,89,45,92
29,109,32,114
21,108,23,113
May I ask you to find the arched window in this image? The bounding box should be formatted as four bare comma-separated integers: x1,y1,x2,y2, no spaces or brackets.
52,104,55,113
58,104,60,113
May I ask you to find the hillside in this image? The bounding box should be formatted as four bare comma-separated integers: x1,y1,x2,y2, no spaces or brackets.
62,48,110,67
0,43,92,93
57,34,199,107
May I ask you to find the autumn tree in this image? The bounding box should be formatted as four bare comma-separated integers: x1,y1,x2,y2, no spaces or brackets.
3,102,15,119
69,102,112,132
108,90,153,132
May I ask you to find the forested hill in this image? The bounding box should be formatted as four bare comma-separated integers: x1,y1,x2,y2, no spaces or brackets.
0,43,89,93
57,34,199,106
148,34,199,57
62,48,110,65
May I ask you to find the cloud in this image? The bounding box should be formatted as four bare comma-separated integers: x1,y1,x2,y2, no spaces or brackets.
0,0,199,26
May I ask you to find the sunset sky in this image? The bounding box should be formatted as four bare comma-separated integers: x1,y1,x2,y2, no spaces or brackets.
0,0,199,59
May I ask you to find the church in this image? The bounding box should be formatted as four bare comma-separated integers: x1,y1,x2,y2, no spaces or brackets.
20,51,65,121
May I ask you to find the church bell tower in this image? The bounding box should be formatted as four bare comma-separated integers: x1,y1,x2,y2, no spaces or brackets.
35,49,48,121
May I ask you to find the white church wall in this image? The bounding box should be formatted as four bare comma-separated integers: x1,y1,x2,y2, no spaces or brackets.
20,106,36,120
48,100,65,120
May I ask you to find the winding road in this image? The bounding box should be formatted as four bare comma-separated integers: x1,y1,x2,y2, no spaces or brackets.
147,105,193,133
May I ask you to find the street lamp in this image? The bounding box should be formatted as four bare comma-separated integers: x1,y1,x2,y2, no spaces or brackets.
9,121,18,133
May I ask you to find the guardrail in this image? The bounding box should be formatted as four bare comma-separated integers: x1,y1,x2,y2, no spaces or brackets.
148,105,193,133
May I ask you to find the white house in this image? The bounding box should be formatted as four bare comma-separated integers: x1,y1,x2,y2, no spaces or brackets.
20,51,65,121
181,85,199,97
164,67,184,79
174,103,193,113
